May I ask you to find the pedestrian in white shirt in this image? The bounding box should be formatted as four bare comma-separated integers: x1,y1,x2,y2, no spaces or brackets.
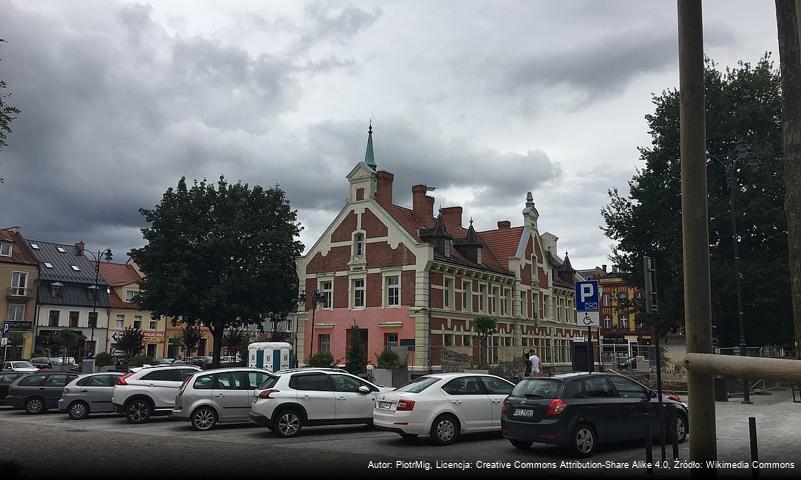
528,349,541,376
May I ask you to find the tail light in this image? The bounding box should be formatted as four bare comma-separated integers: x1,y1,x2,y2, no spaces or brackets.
396,399,415,411
258,389,279,399
63,388,70,394
546,398,568,415
501,401,507,415
117,372,134,385
666,393,682,402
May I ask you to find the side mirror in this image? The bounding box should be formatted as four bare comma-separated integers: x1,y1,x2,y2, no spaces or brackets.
358,385,371,394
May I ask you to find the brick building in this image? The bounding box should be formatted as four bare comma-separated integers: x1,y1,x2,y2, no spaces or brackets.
1,227,39,359
295,128,596,372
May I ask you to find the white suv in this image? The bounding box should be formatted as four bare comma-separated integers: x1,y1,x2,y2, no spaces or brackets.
112,365,200,423
249,369,389,438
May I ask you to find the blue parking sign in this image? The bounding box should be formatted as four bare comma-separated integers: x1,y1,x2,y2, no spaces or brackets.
2,322,9,338
575,281,599,312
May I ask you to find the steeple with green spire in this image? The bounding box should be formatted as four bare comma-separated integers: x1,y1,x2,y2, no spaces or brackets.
364,120,376,170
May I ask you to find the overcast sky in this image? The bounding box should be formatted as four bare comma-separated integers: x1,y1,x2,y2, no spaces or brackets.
0,0,781,269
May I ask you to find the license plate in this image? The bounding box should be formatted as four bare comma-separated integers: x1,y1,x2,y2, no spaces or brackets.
378,401,393,409
513,408,534,417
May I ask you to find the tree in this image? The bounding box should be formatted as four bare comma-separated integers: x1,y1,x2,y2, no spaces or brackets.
115,327,145,365
0,39,20,184
345,328,366,374
56,330,79,361
776,0,801,357
474,315,497,368
130,177,303,368
178,325,204,359
223,328,248,357
602,56,793,348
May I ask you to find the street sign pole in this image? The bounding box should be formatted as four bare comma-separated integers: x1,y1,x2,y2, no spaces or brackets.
576,280,600,374
587,325,593,373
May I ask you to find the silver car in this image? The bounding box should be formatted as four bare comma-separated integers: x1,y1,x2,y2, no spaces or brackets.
173,367,274,431
59,372,124,419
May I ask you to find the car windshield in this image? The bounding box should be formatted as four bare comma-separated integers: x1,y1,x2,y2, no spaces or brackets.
395,376,440,393
511,379,563,399
13,362,35,368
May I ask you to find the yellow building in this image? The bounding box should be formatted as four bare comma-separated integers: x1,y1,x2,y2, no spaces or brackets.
0,227,39,359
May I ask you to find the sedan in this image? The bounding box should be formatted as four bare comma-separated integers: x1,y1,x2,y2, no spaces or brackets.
373,373,515,445
0,372,29,405
5,372,80,414
1,361,39,373
501,372,688,457
59,372,124,419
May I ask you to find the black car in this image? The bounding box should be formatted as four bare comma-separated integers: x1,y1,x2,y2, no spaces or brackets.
501,372,688,457
0,372,29,405
5,372,80,414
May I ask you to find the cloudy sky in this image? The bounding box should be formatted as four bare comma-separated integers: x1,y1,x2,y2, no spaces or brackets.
0,0,781,269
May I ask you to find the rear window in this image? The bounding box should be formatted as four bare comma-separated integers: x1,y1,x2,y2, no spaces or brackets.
257,375,279,389
511,379,563,399
396,376,440,393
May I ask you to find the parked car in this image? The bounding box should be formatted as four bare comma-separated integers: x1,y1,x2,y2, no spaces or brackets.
373,373,515,445
617,357,637,370
1,361,39,373
173,367,275,430
28,357,78,370
501,372,689,457
59,372,125,419
5,372,80,414
0,372,29,405
190,356,213,369
111,365,201,424
250,369,388,438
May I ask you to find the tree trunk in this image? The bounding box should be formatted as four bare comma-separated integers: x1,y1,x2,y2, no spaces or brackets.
776,0,801,358
210,324,224,369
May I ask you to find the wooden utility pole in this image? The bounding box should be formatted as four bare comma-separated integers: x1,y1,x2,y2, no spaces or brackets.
677,0,717,468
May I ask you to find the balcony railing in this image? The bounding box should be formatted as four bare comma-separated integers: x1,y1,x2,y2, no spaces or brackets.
7,287,32,298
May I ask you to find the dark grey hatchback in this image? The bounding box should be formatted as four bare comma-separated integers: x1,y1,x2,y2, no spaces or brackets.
501,372,688,457
5,372,80,414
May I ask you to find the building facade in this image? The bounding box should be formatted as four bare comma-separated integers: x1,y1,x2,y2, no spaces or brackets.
295,130,596,372
1,227,39,359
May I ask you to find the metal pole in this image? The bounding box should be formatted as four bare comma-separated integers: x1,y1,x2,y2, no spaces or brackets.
654,321,666,462
678,0,718,469
587,326,593,373
727,170,752,404
749,416,759,479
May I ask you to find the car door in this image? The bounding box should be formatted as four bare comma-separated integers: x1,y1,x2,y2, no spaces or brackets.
574,376,623,443
80,375,118,412
45,374,72,409
330,374,377,421
290,373,336,421
441,376,493,430
607,375,653,441
478,376,514,427
212,372,251,422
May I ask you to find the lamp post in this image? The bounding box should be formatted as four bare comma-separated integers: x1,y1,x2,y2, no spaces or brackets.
79,248,113,356
708,142,759,405
299,290,326,364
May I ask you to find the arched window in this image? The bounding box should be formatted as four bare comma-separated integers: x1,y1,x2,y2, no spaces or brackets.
354,232,364,257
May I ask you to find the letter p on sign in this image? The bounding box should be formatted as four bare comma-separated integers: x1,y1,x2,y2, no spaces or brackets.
581,284,594,303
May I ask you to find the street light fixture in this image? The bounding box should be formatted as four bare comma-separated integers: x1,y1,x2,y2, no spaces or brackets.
707,142,760,405
299,290,326,363
78,248,113,357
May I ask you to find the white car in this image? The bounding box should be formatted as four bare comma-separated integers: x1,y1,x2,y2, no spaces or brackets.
1,361,38,373
112,365,200,423
249,368,390,437
373,373,515,445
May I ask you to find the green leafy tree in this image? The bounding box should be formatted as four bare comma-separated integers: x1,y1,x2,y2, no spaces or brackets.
94,352,113,368
345,328,367,374
115,327,145,365
223,328,248,357
375,349,401,369
178,325,204,359
309,351,334,367
56,330,80,363
130,177,303,368
474,315,497,368
0,39,20,184
602,55,792,347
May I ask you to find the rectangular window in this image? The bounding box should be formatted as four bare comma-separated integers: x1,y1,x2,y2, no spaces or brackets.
463,335,471,347
319,334,331,353
115,314,124,329
88,312,98,328
603,294,611,307
520,291,527,318
10,272,28,295
319,280,333,309
621,316,629,329
503,288,511,316
0,242,11,256
386,275,400,307
543,296,550,320
384,333,398,347
443,334,453,347
49,310,60,327
491,286,499,314
462,281,472,312
353,278,365,308
479,284,487,313
7,303,24,321
125,290,137,302
522,337,528,347
604,316,612,329
149,319,158,329
69,311,79,328
531,291,538,320
443,278,453,309
133,315,142,329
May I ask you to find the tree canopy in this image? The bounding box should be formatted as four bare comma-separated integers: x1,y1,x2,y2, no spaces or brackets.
131,176,304,367
602,55,793,348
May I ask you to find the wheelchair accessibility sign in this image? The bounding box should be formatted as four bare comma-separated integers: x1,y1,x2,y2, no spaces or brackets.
575,280,600,327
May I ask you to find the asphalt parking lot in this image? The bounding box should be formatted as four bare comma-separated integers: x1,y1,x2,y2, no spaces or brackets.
0,389,799,479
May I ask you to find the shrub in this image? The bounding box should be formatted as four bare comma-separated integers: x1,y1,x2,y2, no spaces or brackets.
308,351,334,367
128,355,155,367
375,349,401,369
94,352,113,367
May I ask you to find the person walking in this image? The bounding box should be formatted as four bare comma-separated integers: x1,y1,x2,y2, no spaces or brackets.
523,350,532,376
528,349,541,376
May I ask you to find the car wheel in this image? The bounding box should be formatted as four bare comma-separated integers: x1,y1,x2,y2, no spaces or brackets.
190,407,218,431
675,413,688,443
429,414,459,446
68,401,89,420
569,423,597,457
273,409,303,438
510,439,533,450
125,399,153,424
25,397,45,415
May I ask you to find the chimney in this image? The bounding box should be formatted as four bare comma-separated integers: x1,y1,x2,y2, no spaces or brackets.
375,171,394,207
441,207,463,228
75,241,85,253
412,185,434,218
8,225,20,233
602,264,607,273
497,220,511,229
612,265,619,274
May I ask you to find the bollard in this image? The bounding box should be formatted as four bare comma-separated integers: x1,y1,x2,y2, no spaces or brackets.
645,412,654,474
749,417,759,479
671,408,679,460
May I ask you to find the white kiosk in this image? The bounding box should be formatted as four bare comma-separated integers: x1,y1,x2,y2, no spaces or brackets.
248,342,292,372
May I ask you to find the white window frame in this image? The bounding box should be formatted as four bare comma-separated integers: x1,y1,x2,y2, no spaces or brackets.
531,291,538,320
621,315,629,330
10,271,28,296
133,315,142,329
353,231,366,258
318,279,333,310
0,242,12,256
351,276,366,309
443,277,454,310
519,291,527,318
149,319,158,330
125,290,138,302
7,303,24,321
478,284,487,313
319,334,331,353
491,286,499,314
384,273,400,307
115,314,125,329
462,281,472,312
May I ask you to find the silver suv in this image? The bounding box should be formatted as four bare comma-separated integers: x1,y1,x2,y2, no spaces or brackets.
249,369,388,438
112,365,200,423
173,367,274,431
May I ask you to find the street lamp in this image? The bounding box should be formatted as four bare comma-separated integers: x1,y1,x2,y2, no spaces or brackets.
708,142,760,405
299,290,326,363
79,248,113,357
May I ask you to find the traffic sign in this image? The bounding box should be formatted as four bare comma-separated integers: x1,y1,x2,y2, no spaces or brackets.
578,311,600,327
2,322,9,338
575,280,600,311
1,337,7,346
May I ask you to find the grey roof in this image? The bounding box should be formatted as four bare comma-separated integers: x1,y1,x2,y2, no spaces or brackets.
28,240,109,285
37,282,111,308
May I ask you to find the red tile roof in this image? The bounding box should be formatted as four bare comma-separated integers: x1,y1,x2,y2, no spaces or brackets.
478,226,526,269
109,290,140,310
97,261,142,287
0,228,39,266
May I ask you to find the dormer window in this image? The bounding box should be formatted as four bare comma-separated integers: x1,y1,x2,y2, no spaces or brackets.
50,282,64,299
353,232,365,258
476,249,482,264
0,242,11,257
444,241,450,257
